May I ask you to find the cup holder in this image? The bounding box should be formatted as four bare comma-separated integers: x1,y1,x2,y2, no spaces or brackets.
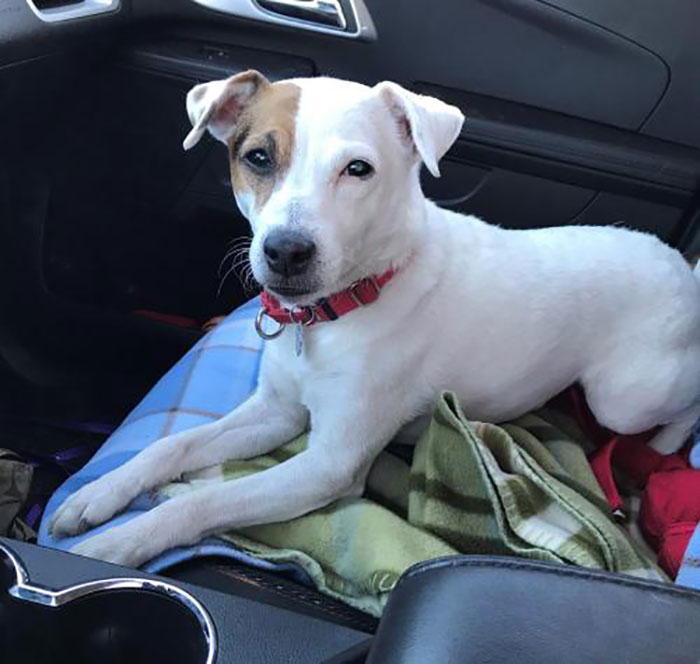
0,543,217,664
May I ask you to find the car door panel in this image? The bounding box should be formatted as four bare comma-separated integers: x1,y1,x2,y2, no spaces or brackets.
38,0,700,322
132,0,668,128
543,0,700,148
3,0,700,417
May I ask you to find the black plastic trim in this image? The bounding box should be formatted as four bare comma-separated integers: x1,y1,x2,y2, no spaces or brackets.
418,83,700,207
120,39,316,82
671,188,700,251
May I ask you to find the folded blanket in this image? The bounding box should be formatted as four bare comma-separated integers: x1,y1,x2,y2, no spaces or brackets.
38,298,663,616
158,391,664,616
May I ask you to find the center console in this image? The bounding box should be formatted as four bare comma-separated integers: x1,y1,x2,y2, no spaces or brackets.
0,538,369,663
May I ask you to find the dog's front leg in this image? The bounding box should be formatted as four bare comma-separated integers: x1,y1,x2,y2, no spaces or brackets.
51,388,307,538
69,398,401,567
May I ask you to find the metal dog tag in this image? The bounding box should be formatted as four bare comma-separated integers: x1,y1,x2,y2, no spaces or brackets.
294,324,304,357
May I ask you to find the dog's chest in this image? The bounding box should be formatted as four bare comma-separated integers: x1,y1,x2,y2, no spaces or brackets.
266,320,374,391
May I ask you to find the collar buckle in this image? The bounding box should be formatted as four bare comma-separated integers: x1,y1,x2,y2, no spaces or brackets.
290,305,315,326
348,277,380,307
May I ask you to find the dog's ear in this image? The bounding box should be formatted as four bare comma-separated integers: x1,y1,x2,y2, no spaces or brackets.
183,70,269,150
375,82,464,177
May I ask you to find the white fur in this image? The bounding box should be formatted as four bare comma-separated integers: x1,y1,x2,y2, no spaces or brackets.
183,73,260,150
233,190,254,220
53,76,700,567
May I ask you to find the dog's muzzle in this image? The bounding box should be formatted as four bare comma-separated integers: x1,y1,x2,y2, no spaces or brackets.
263,229,316,278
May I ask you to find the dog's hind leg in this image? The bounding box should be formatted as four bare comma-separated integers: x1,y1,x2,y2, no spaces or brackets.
648,405,700,454
582,345,700,454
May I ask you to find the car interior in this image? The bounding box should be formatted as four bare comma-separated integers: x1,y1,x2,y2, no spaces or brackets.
2,0,700,662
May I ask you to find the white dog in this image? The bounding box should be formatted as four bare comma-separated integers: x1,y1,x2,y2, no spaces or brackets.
51,72,700,566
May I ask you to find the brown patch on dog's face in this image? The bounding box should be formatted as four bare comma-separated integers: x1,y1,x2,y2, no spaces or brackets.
227,81,300,212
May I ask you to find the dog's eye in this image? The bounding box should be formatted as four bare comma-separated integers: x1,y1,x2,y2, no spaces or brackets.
243,148,274,173
343,160,374,179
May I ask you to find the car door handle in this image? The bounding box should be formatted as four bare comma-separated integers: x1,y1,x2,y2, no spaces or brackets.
256,0,347,29
188,0,376,40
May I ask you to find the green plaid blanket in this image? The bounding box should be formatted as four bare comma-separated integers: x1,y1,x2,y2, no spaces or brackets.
160,391,664,616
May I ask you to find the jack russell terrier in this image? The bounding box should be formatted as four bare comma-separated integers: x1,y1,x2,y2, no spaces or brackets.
51,72,700,566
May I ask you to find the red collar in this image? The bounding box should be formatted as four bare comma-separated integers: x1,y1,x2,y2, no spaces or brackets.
259,268,396,330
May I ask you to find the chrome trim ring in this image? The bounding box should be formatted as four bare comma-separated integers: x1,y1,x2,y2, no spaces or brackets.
0,542,217,664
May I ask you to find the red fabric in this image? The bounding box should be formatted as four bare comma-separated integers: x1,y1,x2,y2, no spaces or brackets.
588,435,684,514
611,436,685,484
641,470,700,550
555,384,698,579
588,439,625,513
551,384,612,446
260,268,396,326
132,310,201,329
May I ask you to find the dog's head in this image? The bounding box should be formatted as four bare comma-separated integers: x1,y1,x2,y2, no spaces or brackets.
184,72,464,304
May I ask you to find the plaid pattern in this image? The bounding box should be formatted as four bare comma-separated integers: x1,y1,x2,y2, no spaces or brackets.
160,393,663,616
38,298,663,615
37,298,282,574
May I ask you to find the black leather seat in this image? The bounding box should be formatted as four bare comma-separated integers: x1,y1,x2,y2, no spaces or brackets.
367,556,700,663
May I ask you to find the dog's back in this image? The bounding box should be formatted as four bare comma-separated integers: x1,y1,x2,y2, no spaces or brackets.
416,207,700,451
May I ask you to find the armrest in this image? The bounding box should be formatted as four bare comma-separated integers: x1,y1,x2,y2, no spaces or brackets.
367,556,700,664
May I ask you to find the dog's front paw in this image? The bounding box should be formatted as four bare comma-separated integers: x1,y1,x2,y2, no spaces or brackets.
50,477,131,539
70,526,149,568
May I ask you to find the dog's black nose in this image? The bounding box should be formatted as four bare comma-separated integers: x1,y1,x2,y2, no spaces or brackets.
263,229,316,277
